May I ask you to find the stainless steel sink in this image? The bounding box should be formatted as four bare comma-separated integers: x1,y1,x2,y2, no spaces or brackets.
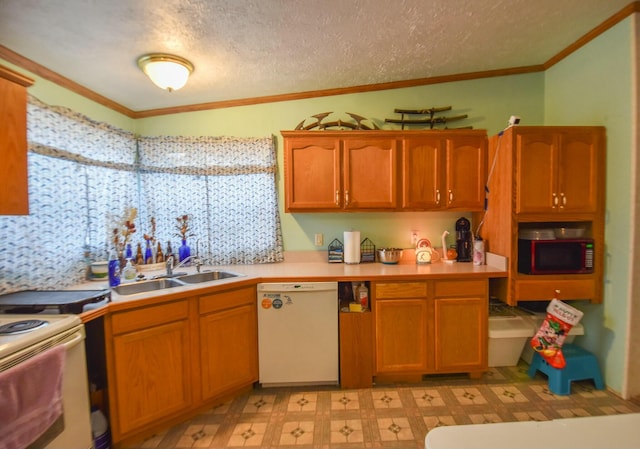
177,271,242,284
113,278,185,295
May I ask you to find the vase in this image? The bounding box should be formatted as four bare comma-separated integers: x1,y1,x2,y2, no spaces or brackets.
144,239,154,264
178,239,191,263
125,243,133,260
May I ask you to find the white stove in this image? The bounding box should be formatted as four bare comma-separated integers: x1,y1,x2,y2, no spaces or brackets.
0,314,81,361
0,314,92,449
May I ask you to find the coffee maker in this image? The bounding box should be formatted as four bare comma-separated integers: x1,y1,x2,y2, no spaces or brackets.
455,217,473,262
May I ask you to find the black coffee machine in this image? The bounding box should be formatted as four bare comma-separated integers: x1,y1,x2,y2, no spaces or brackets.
455,217,473,262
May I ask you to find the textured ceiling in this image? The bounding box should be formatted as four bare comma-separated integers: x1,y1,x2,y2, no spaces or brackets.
0,0,632,113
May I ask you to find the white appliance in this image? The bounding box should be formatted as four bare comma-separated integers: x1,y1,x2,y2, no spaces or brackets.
425,413,640,449
0,314,93,449
257,282,339,386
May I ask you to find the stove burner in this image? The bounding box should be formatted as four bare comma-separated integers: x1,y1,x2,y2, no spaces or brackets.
0,319,49,335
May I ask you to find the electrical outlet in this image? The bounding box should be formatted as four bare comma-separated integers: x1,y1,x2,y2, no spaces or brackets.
410,230,419,246
314,233,323,246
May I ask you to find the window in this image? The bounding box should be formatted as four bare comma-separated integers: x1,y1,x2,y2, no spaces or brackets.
0,97,283,295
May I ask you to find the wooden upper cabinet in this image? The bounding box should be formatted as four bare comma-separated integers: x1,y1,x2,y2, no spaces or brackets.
282,131,397,212
444,134,487,210
401,131,487,211
402,135,443,209
0,65,34,215
283,130,487,212
284,135,341,211
515,128,603,215
343,137,397,210
475,126,606,305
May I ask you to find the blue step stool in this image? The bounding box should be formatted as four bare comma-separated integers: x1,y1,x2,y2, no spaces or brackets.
527,343,604,395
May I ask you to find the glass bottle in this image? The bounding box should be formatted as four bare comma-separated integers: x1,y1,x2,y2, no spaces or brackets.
125,243,133,260
178,239,191,263
166,241,174,261
156,242,165,263
145,239,154,264
135,243,144,265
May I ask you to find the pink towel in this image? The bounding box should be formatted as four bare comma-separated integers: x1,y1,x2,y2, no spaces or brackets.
0,345,66,449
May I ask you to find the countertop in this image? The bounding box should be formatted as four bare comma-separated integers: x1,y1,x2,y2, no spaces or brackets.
76,251,507,321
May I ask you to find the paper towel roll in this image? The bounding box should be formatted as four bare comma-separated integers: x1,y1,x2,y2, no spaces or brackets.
343,231,361,264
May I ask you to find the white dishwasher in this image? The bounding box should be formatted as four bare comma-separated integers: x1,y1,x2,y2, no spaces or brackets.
257,282,339,387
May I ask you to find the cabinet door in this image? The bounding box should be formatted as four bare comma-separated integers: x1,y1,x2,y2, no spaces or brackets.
375,299,428,373
343,137,397,209
200,303,258,400
339,311,373,388
401,136,444,209
433,297,487,372
557,131,601,213
284,136,341,211
515,132,557,214
0,73,30,215
445,135,486,210
112,319,192,436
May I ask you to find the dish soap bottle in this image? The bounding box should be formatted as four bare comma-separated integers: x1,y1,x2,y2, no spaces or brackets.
108,249,120,288
121,258,136,283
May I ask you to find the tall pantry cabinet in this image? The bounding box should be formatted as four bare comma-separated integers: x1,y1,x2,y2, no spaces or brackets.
475,126,606,305
0,65,33,215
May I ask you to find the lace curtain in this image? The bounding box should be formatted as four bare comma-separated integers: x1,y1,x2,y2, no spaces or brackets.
0,97,283,295
136,135,284,265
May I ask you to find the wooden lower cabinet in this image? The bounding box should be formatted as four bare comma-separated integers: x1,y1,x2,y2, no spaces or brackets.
375,298,430,373
199,286,258,400
339,311,373,388
433,280,488,376
105,286,258,446
373,279,487,380
107,300,194,442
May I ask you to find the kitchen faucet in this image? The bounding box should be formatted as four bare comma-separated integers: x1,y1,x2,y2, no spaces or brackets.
165,254,203,277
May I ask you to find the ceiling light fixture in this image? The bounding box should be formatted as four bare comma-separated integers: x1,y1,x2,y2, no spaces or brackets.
137,53,194,92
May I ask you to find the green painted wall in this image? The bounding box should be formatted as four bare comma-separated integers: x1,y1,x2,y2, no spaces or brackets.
544,17,633,394
136,74,544,250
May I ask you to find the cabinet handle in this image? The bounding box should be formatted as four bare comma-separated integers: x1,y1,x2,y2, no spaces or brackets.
560,193,566,208
552,193,558,208
436,189,440,204
448,190,453,203
345,190,350,206
335,190,340,206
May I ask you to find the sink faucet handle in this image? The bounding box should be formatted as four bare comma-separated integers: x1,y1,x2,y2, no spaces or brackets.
166,255,175,276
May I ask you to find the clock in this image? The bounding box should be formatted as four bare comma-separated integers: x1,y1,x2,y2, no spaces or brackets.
416,248,432,264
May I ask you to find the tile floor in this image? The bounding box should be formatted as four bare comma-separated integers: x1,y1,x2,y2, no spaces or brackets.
126,362,640,448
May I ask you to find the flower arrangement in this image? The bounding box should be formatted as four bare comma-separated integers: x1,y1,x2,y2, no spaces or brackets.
111,207,137,255
143,216,156,245
175,214,195,241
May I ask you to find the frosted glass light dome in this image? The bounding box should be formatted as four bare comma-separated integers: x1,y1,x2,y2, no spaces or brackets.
137,54,194,92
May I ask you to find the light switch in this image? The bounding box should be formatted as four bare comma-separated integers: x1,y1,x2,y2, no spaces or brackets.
314,233,323,246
